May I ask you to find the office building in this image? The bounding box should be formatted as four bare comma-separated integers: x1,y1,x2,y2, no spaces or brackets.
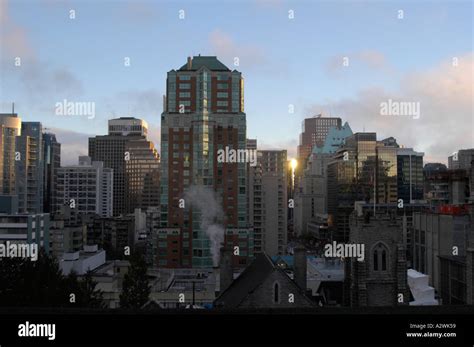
448,149,474,170
55,156,113,217
397,148,424,204
124,138,160,213
43,133,61,213
327,132,378,241
412,206,471,298
297,115,342,166
294,122,352,236
89,117,148,216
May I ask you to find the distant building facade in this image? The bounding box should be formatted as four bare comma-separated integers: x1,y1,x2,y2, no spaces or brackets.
0,113,21,195
249,149,287,256
43,133,61,213
89,117,149,216
15,122,44,213
0,213,50,253
55,156,113,217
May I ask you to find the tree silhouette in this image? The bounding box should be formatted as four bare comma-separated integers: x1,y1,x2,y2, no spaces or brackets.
0,249,105,308
119,253,150,309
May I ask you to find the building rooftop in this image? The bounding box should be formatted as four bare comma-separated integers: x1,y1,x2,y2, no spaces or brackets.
215,253,275,308
312,122,352,155
179,56,230,71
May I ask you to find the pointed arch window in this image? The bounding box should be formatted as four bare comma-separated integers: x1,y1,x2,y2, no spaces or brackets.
273,282,280,303
372,243,389,272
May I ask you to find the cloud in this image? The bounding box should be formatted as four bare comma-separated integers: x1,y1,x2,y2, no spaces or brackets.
306,53,474,164
0,0,36,62
208,29,266,70
115,1,162,24
1,1,83,105
357,50,388,69
325,50,392,76
20,65,84,103
102,88,163,123
147,124,160,151
47,127,90,166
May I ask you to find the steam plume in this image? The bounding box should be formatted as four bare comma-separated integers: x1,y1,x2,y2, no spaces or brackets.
184,185,225,266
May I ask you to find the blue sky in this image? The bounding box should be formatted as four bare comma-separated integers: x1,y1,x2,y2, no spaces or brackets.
1,0,472,164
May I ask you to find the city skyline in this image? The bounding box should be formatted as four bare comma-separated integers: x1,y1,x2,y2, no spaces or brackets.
0,1,474,343
1,0,472,165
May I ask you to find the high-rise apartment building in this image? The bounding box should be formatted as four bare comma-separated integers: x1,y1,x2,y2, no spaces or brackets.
89,117,149,216
15,122,44,213
55,156,113,217
249,149,288,256
159,55,252,268
0,113,21,195
43,133,61,213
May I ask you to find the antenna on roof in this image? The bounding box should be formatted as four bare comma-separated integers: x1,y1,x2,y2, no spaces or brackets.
12,102,14,114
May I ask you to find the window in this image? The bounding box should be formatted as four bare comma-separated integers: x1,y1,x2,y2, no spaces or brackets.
381,250,387,270
273,282,280,304
180,83,191,89
372,243,389,271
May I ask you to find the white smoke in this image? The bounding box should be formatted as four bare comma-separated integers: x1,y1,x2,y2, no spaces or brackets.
184,185,225,266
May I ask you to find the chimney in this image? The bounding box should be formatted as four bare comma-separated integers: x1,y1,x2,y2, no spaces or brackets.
219,246,233,293
187,56,192,70
294,246,307,290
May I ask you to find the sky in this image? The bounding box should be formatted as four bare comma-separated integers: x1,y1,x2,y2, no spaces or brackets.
0,0,473,165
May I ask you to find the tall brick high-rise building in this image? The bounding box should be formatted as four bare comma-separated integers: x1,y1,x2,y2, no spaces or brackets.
158,55,253,268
